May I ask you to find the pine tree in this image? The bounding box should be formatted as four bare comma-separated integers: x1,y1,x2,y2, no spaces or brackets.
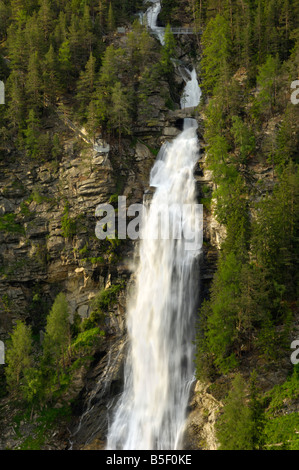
6,69,26,133
109,81,131,151
216,374,255,450
264,0,280,57
255,54,280,117
249,371,265,449
99,44,124,90
275,103,299,168
82,2,95,53
201,14,231,94
107,2,116,32
26,51,42,109
5,321,33,394
22,367,44,409
51,134,61,161
10,0,25,20
43,44,60,105
42,293,71,382
68,14,86,73
76,52,97,118
25,13,45,59
252,162,299,297
38,0,53,40
86,99,99,143
58,40,72,87
97,0,107,29
8,22,28,72
53,11,67,46
160,24,176,75
24,108,40,158
0,1,10,41
231,115,255,164
204,252,242,373
138,65,160,123
254,0,265,65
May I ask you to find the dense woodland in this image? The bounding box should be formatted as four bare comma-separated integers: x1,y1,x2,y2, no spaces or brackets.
193,0,299,450
0,0,298,450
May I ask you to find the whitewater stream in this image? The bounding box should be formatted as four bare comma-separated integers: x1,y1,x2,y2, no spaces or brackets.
106,0,202,450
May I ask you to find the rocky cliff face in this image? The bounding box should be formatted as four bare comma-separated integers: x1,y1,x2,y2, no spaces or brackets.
0,115,158,339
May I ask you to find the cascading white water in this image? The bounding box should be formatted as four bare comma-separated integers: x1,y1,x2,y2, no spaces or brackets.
180,68,202,109
107,125,201,450
143,0,165,44
106,0,202,450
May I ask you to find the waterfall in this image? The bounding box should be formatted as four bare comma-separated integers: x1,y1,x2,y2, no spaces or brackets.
180,68,202,109
106,0,202,450
143,0,165,44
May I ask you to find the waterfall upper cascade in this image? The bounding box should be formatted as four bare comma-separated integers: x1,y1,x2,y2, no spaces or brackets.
143,0,165,44
106,0,202,450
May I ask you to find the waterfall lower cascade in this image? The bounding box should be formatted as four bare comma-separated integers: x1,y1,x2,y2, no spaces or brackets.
106,0,202,450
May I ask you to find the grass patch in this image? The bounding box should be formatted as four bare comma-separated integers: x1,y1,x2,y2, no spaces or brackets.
0,213,24,234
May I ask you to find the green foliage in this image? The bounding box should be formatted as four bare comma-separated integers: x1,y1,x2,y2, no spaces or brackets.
201,14,231,94
107,2,116,32
24,109,41,159
42,44,60,105
91,283,122,312
216,372,265,450
195,164,298,377
18,430,46,450
21,367,44,405
16,404,71,450
26,51,42,109
0,0,167,151
254,54,281,118
42,292,70,369
252,163,299,298
61,203,77,239
198,253,242,374
109,81,132,143
249,371,266,449
263,366,299,449
160,24,176,75
231,116,255,164
0,213,24,234
216,374,255,450
197,0,299,386
58,39,72,84
80,284,123,332
265,365,299,414
76,52,97,118
274,103,299,169
79,310,105,332
2,284,111,419
5,321,33,393
264,414,299,450
71,327,104,355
